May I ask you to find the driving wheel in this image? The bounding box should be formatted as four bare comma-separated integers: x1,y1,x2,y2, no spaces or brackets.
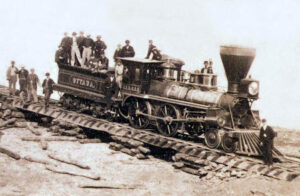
156,104,181,137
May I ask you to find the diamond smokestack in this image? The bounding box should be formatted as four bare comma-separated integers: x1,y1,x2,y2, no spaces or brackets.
220,45,256,94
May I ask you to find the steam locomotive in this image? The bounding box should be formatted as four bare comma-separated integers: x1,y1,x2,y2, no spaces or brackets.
53,45,260,153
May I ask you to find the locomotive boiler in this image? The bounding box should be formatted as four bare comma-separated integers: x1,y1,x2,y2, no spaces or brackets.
54,45,261,154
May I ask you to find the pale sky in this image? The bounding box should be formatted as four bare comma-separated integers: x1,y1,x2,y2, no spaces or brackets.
0,0,299,129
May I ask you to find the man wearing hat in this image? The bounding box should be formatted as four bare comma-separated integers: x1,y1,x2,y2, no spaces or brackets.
17,65,29,103
99,53,109,70
42,73,55,108
27,68,40,103
201,61,209,74
145,40,156,59
259,118,277,167
120,40,135,57
82,34,95,66
94,35,107,59
59,32,72,64
71,32,82,66
6,60,18,96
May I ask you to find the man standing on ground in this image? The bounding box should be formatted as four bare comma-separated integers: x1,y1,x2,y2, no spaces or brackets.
6,60,18,96
259,118,276,167
17,65,29,103
27,68,40,103
42,73,55,108
120,40,135,57
94,35,107,59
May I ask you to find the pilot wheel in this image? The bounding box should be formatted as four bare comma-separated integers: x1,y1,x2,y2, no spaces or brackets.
221,133,237,153
204,129,221,149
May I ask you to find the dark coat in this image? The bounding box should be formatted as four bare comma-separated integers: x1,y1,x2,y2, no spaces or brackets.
259,125,276,146
201,67,208,74
120,45,135,57
76,36,85,50
55,49,68,64
17,69,29,81
59,36,72,50
146,44,156,59
208,67,213,74
113,48,122,61
151,48,162,60
82,37,94,48
94,40,107,58
99,56,109,69
42,78,55,94
259,125,276,165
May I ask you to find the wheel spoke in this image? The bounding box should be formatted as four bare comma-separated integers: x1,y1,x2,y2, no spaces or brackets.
167,125,171,134
164,105,168,116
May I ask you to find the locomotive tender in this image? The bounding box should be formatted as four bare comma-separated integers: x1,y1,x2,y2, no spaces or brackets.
53,45,260,153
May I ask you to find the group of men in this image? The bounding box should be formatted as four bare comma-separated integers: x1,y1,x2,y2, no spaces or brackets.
6,61,55,108
200,59,214,74
56,31,163,71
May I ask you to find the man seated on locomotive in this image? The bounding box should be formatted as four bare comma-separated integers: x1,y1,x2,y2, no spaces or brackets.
91,53,109,73
114,60,124,98
99,53,109,69
55,47,69,65
200,61,209,74
120,40,135,57
145,40,155,59
81,34,95,67
94,35,107,59
87,56,100,70
151,46,162,61
113,44,122,62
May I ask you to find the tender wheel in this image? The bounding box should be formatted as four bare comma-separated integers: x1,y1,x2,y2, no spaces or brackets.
221,133,237,153
156,104,181,137
204,129,221,149
128,99,151,129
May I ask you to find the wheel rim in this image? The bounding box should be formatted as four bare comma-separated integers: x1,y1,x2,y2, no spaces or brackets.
221,133,237,153
156,104,180,136
128,99,150,129
204,129,221,149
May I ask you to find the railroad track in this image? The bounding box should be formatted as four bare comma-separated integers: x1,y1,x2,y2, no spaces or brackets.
0,85,299,181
